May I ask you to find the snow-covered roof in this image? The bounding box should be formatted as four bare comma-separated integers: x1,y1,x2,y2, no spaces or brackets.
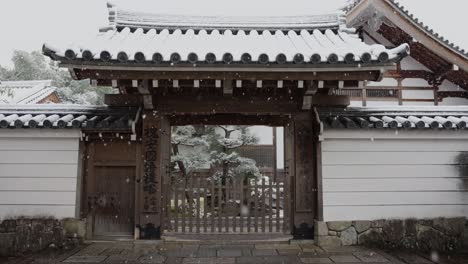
106,2,344,32
44,28,410,66
0,104,136,130
43,3,409,67
320,106,468,130
347,0,468,59
0,80,58,105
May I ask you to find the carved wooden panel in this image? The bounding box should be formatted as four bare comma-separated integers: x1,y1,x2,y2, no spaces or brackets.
137,112,171,237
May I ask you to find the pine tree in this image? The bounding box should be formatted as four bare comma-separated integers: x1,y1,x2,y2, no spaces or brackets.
0,50,112,105
209,126,262,182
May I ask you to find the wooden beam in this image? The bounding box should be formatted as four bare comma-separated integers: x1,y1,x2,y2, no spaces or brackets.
143,95,154,110
311,95,350,107
277,80,284,88
137,112,170,239
256,80,263,88
104,94,301,114
438,91,468,99
137,80,150,94
105,94,142,106
169,114,291,126
223,79,233,95
385,70,434,80
298,80,304,89
272,127,278,182
291,112,316,239
302,81,317,110
152,80,159,88
156,96,299,114
338,81,344,89
318,81,324,89
74,69,383,82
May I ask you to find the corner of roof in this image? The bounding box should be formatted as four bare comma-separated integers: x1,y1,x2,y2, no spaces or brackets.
99,1,117,32
346,0,468,60
344,0,365,14
385,0,468,59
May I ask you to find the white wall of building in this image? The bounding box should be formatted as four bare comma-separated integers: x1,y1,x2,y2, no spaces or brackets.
321,129,468,221
0,130,81,220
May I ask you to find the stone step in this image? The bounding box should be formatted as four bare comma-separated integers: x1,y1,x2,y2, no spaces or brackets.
162,233,294,244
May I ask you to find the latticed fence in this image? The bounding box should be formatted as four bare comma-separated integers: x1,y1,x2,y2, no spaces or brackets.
162,176,289,234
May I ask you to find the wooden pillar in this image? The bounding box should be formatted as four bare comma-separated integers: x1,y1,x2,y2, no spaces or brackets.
397,63,403,106
136,111,171,239
273,127,277,182
289,112,317,239
433,85,439,106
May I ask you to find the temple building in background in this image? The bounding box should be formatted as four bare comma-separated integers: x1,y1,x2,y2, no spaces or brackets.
0,80,61,104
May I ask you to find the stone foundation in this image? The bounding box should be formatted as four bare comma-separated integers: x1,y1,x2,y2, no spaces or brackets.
315,218,468,252
0,218,85,257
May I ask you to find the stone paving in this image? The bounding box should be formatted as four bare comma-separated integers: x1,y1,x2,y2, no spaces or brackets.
1,241,467,264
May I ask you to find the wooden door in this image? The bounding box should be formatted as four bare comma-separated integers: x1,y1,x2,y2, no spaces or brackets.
84,141,137,240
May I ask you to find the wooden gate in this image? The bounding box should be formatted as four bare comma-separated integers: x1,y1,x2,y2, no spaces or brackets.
84,141,137,240
163,175,289,234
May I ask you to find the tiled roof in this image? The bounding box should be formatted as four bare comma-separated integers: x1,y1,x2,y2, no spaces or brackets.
106,2,344,32
0,80,58,104
0,105,137,130
43,28,409,65
347,0,468,58
320,107,468,130
43,3,409,66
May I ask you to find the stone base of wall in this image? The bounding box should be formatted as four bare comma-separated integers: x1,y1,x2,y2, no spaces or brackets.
0,218,86,257
315,218,468,252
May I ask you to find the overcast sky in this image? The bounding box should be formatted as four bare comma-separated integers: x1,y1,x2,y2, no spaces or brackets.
0,0,466,67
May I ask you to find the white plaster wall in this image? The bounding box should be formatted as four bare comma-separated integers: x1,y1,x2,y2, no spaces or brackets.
321,130,468,221
0,130,81,220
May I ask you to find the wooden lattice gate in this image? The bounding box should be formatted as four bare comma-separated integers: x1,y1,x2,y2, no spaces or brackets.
163,175,290,234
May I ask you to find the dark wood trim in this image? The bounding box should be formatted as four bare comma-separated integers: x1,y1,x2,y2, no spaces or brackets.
284,118,295,236
105,94,351,113
74,68,383,82
312,108,323,222
311,95,350,107
169,114,291,126
273,127,278,182
105,94,301,114
134,143,142,240
105,94,143,106
438,91,468,99
384,70,434,80
76,141,85,219
84,142,95,240
137,112,171,239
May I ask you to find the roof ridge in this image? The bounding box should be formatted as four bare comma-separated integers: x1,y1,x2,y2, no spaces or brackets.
0,80,53,86
104,1,346,32
347,0,467,58
17,87,56,104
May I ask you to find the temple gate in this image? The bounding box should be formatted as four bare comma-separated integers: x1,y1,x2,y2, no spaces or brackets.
43,3,409,239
